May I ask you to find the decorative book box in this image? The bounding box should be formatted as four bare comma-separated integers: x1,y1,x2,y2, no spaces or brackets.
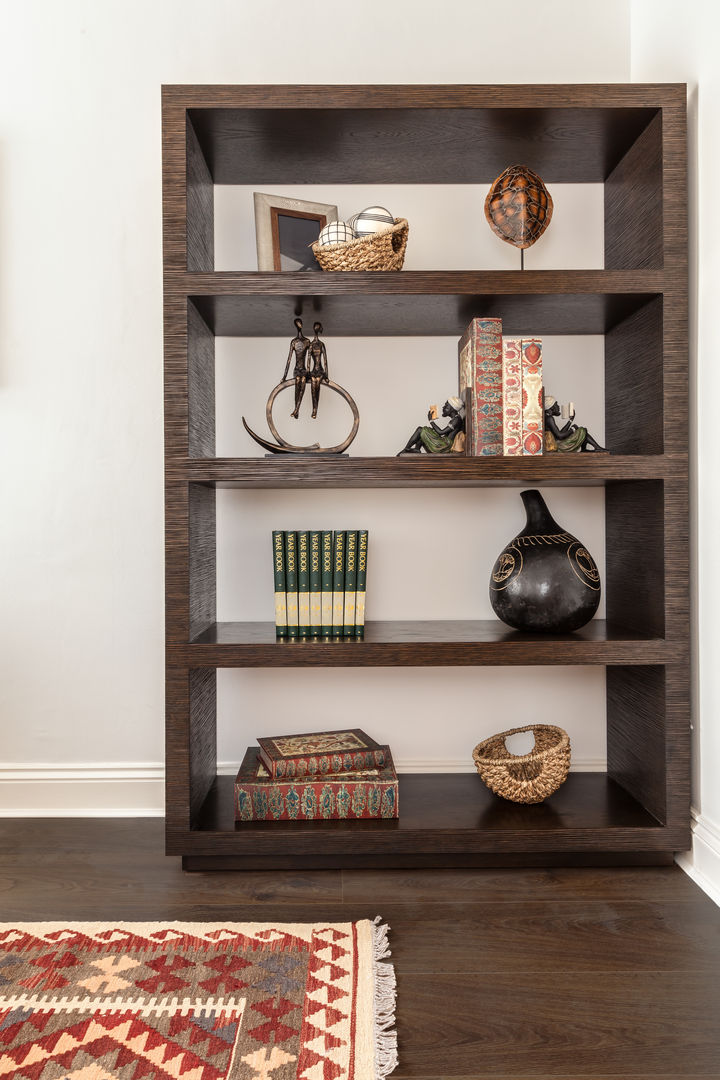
234,746,398,821
257,728,387,778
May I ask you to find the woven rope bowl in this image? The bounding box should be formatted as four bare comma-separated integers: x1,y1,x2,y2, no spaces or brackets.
472,724,571,804
312,218,409,271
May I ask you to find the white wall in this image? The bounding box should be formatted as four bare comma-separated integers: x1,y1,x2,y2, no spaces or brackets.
0,1,633,814
632,0,720,904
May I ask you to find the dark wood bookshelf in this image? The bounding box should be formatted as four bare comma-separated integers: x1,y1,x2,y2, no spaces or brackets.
184,620,680,668
181,454,684,489
174,773,682,871
184,271,662,337
163,83,689,870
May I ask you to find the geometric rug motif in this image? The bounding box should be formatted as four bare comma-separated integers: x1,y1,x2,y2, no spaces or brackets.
0,920,397,1080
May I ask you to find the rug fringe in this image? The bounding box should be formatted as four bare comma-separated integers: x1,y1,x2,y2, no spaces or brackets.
372,916,398,1079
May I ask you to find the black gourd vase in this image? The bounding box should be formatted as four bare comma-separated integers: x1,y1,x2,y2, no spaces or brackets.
489,489,601,633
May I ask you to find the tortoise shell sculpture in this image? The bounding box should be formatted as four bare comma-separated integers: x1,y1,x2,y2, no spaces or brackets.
484,165,554,249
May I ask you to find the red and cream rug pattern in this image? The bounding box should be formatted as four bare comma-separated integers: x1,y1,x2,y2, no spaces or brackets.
0,920,397,1080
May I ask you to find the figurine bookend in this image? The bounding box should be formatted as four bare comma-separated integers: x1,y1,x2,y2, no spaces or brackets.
543,395,606,453
397,397,466,455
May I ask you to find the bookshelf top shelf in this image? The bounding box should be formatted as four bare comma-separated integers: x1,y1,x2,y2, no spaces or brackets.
161,84,685,185
180,454,684,488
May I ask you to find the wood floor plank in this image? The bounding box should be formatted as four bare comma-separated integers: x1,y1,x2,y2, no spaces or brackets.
392,972,720,1076
342,866,706,904
0,818,165,854
2,818,720,1078
375,900,720,973
0,864,342,916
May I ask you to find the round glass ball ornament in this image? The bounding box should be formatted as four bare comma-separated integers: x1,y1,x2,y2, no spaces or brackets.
489,489,601,633
350,206,395,238
318,220,356,247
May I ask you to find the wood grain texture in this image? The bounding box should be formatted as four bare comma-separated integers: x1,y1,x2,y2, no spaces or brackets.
605,480,665,637
165,666,217,837
607,666,667,821
162,84,690,867
2,819,719,1078
171,84,677,184
605,297,664,454
180,454,684,489
605,111,663,269
340,864,704,903
182,619,681,668
183,272,661,337
185,115,213,272
161,95,188,273
187,300,215,457
393,971,720,1076
168,773,689,865
188,482,215,639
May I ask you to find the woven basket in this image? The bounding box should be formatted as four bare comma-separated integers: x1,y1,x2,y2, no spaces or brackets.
472,724,571,804
312,218,409,271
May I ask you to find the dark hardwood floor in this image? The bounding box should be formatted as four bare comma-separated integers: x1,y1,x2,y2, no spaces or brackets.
1,819,718,1079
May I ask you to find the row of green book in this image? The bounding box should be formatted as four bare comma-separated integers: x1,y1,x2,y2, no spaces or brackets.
273,530,368,639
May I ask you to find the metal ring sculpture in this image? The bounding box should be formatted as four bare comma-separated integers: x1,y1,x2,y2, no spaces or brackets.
242,379,360,455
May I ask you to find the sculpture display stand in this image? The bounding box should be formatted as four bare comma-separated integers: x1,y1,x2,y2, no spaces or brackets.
242,319,359,455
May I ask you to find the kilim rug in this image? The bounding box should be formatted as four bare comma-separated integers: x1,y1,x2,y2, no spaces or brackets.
0,919,397,1080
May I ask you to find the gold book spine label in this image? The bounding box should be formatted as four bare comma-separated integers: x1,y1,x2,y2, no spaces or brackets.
275,593,287,630
355,591,366,628
344,591,356,627
298,592,310,632
321,592,333,627
286,592,299,627
310,592,322,631
332,591,344,629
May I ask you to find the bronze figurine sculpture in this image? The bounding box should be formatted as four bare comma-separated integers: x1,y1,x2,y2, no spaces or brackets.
397,397,466,455
543,395,606,453
283,317,311,418
308,322,329,418
242,318,359,455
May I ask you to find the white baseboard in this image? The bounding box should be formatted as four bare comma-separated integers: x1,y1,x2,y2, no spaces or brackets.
676,808,720,908
0,757,606,817
0,764,165,817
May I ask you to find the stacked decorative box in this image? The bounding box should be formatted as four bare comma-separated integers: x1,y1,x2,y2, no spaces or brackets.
234,729,399,821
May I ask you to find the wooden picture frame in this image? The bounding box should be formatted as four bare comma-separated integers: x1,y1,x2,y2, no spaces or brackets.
253,193,338,271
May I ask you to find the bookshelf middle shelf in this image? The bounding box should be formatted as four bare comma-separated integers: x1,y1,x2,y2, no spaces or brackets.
179,619,679,667
180,455,684,489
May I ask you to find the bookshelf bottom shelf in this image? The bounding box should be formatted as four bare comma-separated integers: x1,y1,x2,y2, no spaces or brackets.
169,773,689,870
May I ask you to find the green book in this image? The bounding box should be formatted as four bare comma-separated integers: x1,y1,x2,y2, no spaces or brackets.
321,530,333,639
298,530,310,638
355,529,368,638
309,530,322,639
332,531,345,637
272,530,287,639
343,531,358,638
284,531,298,640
